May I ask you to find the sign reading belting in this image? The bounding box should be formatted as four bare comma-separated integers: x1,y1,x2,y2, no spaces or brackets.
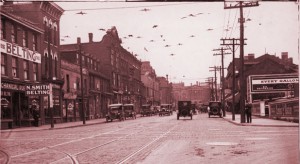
0,40,41,63
26,84,51,95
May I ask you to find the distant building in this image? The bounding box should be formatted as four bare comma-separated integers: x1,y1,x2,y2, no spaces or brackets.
157,76,173,105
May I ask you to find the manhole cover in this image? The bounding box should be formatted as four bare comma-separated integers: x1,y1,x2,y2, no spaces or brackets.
206,142,238,146
244,137,269,141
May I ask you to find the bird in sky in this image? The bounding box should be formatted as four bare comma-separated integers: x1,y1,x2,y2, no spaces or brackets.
128,34,133,37
196,12,203,15
190,35,195,37
140,8,150,12
150,40,155,42
123,37,127,39
160,35,163,38
178,43,183,46
247,18,252,21
60,39,65,41
188,14,196,17
152,25,158,28
170,53,175,56
136,36,142,39
224,29,229,32
99,28,106,31
76,11,87,15
181,16,187,19
165,45,171,47
207,28,213,31
63,35,70,38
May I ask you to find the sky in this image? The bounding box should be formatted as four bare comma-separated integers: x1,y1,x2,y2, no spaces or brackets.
56,1,299,85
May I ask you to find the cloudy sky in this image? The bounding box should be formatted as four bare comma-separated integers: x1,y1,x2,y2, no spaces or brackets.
57,1,299,85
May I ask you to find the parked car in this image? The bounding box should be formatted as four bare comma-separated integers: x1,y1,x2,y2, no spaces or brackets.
208,101,222,118
106,104,124,122
159,104,172,116
123,104,136,120
177,101,192,120
141,104,153,116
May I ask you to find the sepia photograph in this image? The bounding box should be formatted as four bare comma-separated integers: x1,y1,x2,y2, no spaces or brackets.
0,0,299,163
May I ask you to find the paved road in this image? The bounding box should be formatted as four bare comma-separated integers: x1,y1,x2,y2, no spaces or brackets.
0,113,298,164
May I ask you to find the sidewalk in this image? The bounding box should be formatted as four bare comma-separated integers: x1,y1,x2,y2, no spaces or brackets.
223,112,299,127
1,118,107,133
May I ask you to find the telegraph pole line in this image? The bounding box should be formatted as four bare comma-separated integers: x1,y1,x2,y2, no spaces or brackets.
209,66,219,101
213,47,230,117
205,77,214,101
224,1,259,123
221,38,246,121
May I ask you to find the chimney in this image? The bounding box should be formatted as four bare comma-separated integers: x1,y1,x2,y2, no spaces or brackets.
248,53,255,60
88,33,93,43
288,58,293,64
77,37,81,44
281,52,288,60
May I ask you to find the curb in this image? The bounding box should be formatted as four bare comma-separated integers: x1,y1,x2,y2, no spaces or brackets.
222,117,299,127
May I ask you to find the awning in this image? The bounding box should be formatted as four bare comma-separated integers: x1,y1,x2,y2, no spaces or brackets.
225,92,240,103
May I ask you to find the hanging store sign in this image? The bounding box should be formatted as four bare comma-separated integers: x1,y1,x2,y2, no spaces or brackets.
0,40,41,63
25,84,51,95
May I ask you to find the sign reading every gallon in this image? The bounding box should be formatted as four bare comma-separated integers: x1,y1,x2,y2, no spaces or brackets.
26,84,51,95
0,40,41,63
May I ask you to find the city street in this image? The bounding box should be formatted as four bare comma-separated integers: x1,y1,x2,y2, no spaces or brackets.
1,113,298,164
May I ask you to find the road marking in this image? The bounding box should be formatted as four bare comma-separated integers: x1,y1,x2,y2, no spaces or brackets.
206,142,238,146
244,137,270,141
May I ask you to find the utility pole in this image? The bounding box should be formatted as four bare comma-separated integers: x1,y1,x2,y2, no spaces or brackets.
47,26,54,129
209,66,219,101
213,47,230,117
224,1,259,123
205,77,214,101
221,38,246,121
78,39,86,125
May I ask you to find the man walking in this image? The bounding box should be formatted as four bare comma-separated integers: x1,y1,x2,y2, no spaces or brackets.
245,102,252,123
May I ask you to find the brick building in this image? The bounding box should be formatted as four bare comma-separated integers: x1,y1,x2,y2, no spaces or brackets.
0,2,64,129
157,76,173,105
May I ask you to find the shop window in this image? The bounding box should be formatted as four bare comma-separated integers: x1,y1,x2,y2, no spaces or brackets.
1,53,7,76
1,19,6,40
23,60,29,80
33,63,38,81
12,57,18,78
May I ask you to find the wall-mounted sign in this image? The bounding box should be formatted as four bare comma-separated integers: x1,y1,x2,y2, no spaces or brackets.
25,84,51,95
249,74,298,93
0,39,41,63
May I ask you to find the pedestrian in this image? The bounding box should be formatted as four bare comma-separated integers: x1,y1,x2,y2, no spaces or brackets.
32,105,39,127
245,102,252,123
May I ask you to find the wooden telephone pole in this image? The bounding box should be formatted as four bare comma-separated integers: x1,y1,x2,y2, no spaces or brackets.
224,1,259,123
213,47,230,117
209,66,220,101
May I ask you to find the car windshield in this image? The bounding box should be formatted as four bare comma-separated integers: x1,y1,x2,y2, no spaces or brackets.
210,102,220,107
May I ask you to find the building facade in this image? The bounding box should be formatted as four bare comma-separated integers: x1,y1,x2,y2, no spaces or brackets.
0,2,64,129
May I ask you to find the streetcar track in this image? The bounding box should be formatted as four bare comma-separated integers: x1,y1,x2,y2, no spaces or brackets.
0,148,10,164
117,124,178,164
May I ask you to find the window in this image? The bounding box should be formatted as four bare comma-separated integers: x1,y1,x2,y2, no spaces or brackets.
66,74,70,92
12,57,18,78
1,54,7,75
82,55,85,66
32,34,37,51
22,30,28,47
54,56,58,78
44,21,47,41
44,53,48,77
76,54,79,64
23,60,29,80
53,26,57,46
1,19,6,39
11,25,17,43
33,63,38,81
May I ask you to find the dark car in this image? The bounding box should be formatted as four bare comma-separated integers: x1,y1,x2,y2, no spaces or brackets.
106,104,124,122
208,101,222,118
141,104,153,116
177,101,192,120
123,104,136,120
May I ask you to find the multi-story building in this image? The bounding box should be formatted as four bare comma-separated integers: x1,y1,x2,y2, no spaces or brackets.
0,2,64,129
157,76,173,105
141,61,160,106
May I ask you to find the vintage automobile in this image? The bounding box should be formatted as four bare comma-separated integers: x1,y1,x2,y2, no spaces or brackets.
141,104,153,116
177,101,193,120
123,104,136,120
159,104,172,116
208,101,222,118
106,104,124,122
